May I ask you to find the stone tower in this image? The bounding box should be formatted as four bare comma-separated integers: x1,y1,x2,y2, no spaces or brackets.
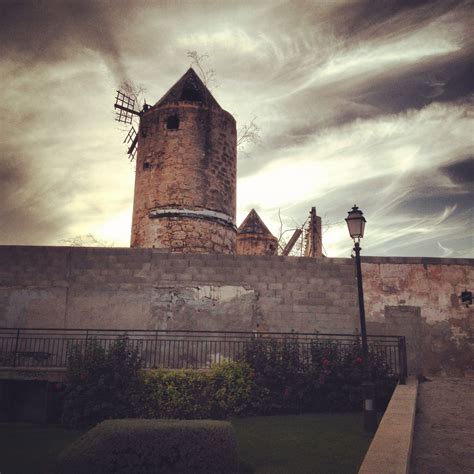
130,68,237,253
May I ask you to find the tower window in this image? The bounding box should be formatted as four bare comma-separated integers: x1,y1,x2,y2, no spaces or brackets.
143,162,151,170
166,116,180,129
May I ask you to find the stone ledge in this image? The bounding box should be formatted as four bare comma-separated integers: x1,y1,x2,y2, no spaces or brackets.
359,377,418,474
362,256,473,266
1,246,471,267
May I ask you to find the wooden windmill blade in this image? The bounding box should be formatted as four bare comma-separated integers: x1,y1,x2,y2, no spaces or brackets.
124,126,138,160
113,85,152,160
281,228,303,256
114,90,141,124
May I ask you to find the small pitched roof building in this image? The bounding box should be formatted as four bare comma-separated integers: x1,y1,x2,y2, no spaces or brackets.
237,209,278,256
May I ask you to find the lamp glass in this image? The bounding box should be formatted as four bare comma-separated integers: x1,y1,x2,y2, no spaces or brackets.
345,206,366,239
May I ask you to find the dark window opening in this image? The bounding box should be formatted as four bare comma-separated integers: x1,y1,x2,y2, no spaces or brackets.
166,116,179,129
181,87,202,102
143,162,151,170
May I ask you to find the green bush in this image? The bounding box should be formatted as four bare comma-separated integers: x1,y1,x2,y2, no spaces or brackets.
61,337,141,428
242,337,397,413
55,419,239,474
242,338,307,414
135,360,256,419
138,368,214,419
210,360,256,417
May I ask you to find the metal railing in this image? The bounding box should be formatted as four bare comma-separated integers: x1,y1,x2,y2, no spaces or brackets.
0,327,407,382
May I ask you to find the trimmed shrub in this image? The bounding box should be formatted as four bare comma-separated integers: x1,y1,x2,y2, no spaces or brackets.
135,360,256,419
55,419,239,474
209,360,256,417
138,368,214,419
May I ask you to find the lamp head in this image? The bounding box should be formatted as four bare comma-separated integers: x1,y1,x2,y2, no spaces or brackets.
345,205,366,241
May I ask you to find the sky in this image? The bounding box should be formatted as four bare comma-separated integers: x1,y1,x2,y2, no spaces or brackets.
0,0,472,258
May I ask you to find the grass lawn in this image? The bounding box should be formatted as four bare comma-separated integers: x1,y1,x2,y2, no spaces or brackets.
0,423,83,474
234,413,371,474
0,414,371,474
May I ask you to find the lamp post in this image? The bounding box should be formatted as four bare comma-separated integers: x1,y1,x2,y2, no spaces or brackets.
345,205,377,433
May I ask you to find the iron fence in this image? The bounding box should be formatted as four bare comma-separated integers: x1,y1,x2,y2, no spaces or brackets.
0,327,407,382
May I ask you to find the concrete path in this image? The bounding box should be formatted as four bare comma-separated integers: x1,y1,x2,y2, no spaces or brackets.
410,376,474,474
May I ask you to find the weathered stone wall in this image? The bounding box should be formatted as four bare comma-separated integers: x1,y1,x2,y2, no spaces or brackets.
147,217,235,254
0,247,472,374
0,246,358,334
362,257,473,375
236,233,278,256
131,102,237,252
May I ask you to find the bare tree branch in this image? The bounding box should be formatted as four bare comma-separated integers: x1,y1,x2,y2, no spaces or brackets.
186,50,218,90
237,116,260,150
118,79,147,111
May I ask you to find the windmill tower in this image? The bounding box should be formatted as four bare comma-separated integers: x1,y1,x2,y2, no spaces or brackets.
116,68,237,253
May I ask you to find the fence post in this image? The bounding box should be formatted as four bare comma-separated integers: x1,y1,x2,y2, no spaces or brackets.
12,328,20,367
398,337,407,385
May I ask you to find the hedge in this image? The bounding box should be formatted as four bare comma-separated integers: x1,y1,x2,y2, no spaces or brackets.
55,419,239,474
60,337,398,428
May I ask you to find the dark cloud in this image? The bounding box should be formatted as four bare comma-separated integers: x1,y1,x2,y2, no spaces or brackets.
328,0,467,42
441,156,474,184
0,146,73,244
350,49,474,115
394,191,472,216
0,0,130,80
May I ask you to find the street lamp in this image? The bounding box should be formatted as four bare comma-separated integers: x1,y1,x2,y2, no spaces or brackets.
345,205,377,433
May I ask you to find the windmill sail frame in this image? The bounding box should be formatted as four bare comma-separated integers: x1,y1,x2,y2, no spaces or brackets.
114,90,140,124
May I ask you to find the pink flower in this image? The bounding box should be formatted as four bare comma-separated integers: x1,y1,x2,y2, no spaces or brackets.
355,357,363,364
322,358,330,366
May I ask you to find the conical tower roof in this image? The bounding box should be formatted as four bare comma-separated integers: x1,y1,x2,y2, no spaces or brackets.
238,209,274,236
155,68,221,108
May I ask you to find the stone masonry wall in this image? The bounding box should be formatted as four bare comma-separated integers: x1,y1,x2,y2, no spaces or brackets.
0,246,472,374
153,217,236,254
236,234,278,256
0,246,358,334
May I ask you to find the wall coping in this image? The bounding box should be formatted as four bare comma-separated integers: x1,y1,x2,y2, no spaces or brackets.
0,245,472,266
358,377,418,474
361,256,473,266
